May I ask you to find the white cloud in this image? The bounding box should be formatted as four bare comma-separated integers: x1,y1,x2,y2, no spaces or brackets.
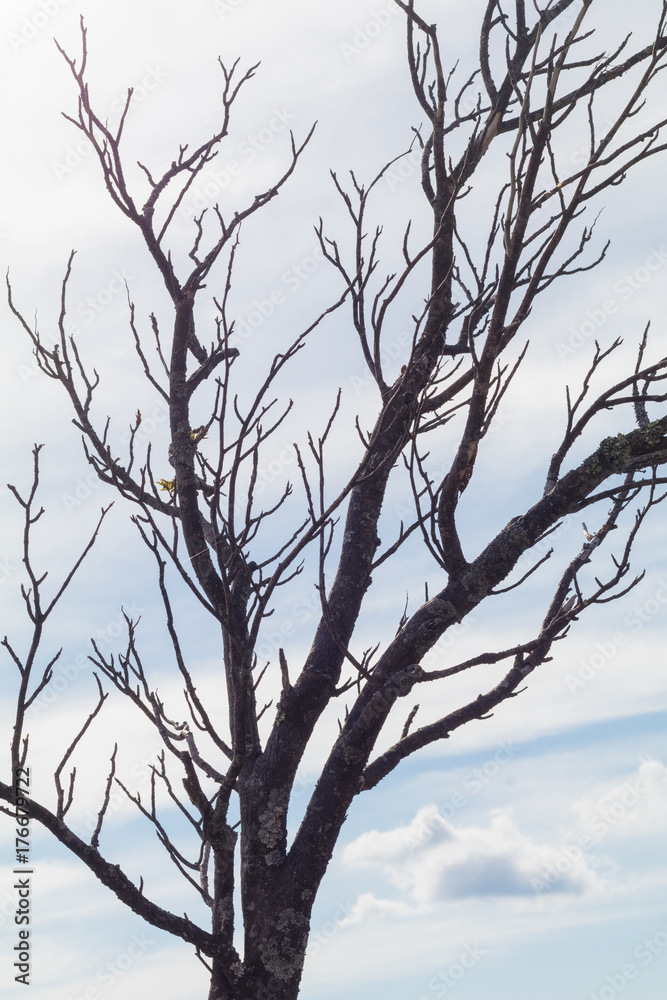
2,2,667,998
341,759,667,925
571,758,667,838
343,804,599,909
337,892,413,926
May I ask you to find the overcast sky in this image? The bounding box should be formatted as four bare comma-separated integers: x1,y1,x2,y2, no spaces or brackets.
1,2,667,999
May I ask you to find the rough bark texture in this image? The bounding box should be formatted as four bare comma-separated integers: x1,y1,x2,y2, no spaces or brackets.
4,4,667,999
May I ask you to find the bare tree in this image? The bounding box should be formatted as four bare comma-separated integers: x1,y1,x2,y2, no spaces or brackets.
3,3,667,998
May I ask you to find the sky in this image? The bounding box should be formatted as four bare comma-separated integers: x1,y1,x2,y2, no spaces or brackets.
1,1,667,999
